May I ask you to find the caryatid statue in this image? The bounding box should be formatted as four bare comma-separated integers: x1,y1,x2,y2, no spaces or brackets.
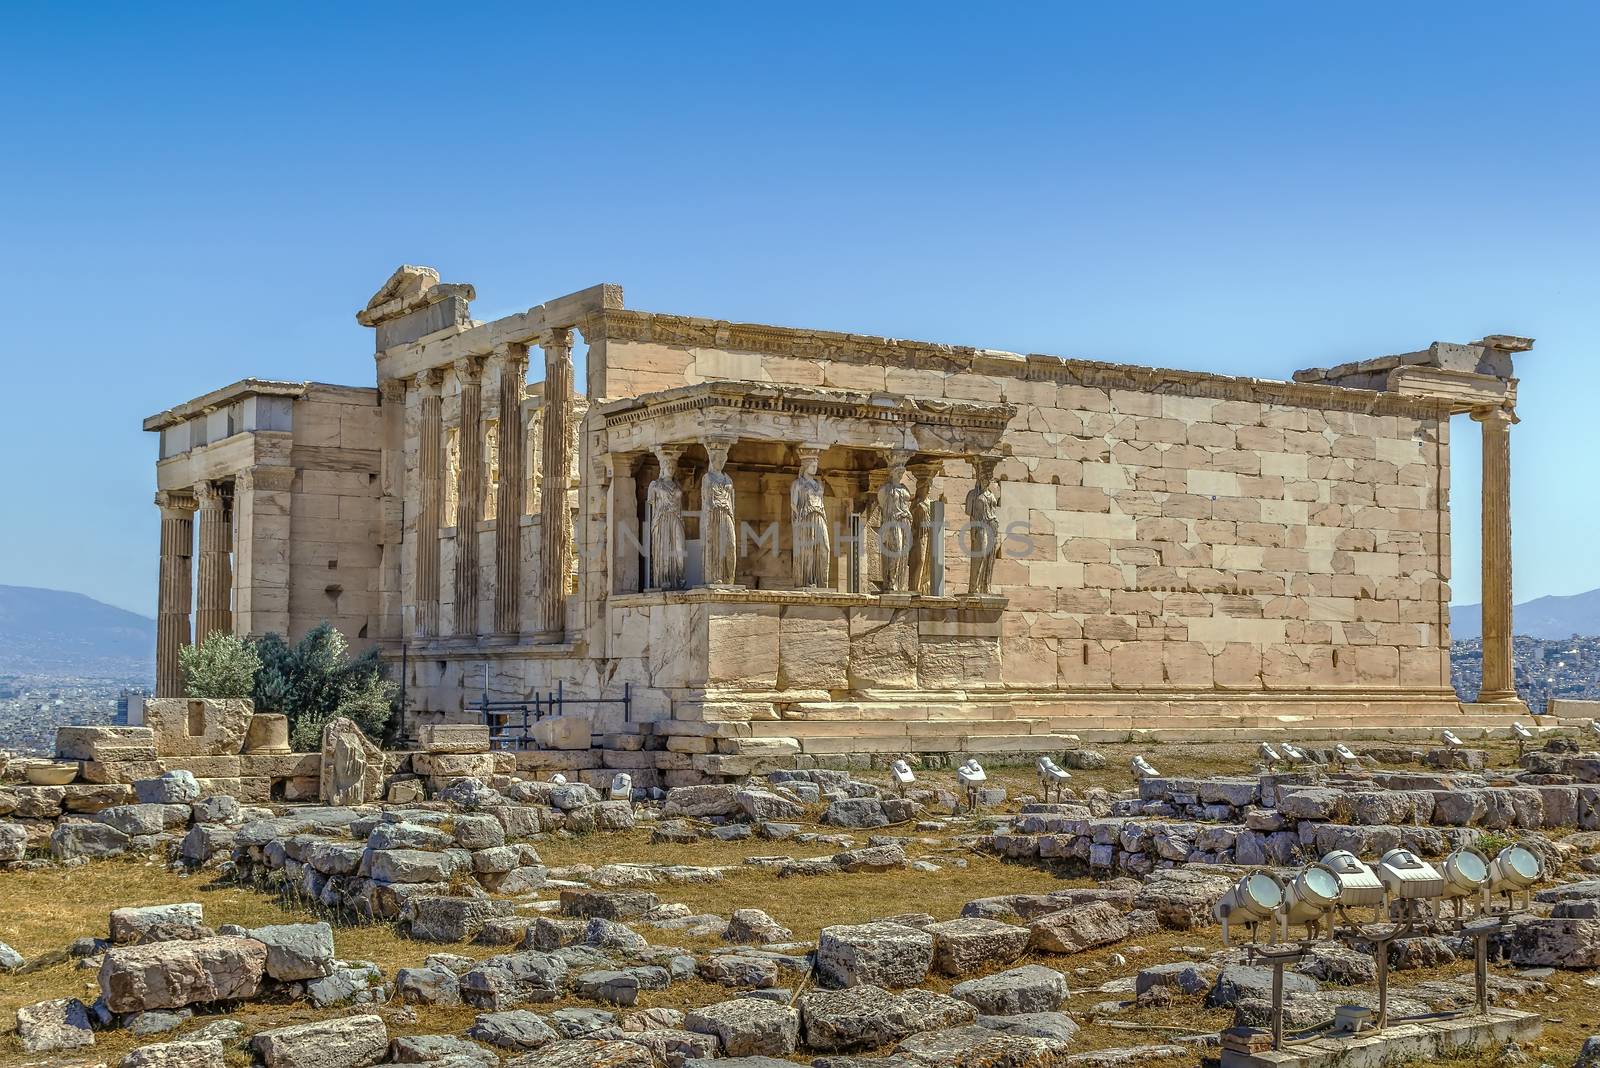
877,453,914,593
790,448,830,588
702,439,738,586
907,461,941,594
965,455,1001,595
647,446,687,590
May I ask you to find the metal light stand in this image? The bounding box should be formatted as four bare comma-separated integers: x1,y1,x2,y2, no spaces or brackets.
1244,939,1315,1050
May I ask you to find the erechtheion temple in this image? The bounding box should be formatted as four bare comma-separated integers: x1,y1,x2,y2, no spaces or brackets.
143,266,1532,782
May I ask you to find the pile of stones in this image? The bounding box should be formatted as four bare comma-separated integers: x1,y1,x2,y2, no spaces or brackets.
13,902,385,1058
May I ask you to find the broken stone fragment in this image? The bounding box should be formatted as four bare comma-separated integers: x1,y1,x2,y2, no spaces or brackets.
251,1014,388,1068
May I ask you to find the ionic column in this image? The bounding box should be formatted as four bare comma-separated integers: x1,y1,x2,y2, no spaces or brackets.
538,328,575,638
416,370,443,637
1474,406,1518,702
155,490,196,696
194,480,233,644
494,344,530,635
454,356,485,636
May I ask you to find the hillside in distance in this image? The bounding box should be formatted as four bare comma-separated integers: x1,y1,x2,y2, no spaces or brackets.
0,585,154,678
1451,587,1600,641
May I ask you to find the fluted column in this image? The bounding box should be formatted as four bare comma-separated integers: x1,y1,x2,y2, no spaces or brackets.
494,344,530,636
538,328,574,639
454,356,485,636
416,370,443,637
194,480,233,644
155,490,196,696
1475,406,1518,702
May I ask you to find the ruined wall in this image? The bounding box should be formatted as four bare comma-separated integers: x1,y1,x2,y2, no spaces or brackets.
585,313,1453,704
286,385,382,645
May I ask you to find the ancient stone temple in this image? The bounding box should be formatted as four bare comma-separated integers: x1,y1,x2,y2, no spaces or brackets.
146,265,1532,782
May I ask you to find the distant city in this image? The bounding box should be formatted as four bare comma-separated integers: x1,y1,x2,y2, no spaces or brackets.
1451,634,1600,712
0,673,152,756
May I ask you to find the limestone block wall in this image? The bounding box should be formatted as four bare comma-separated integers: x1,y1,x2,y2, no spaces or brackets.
586,313,1454,706
287,385,382,644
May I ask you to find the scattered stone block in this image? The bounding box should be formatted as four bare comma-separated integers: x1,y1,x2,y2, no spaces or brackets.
120,1038,224,1068
950,964,1069,1015
816,921,934,989
927,917,1031,976
135,770,201,804
141,698,252,758
685,997,800,1057
251,1014,388,1068
1028,900,1129,954
98,936,267,1012
110,903,206,945
248,922,335,980
15,997,94,1052
465,1008,559,1050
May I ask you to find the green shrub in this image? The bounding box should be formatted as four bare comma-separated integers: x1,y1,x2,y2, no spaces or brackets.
249,622,396,750
179,632,261,699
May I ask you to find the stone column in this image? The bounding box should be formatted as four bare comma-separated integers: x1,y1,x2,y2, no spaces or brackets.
376,377,407,640
454,356,485,636
194,480,233,644
1474,406,1518,702
494,344,529,635
233,464,294,638
538,328,575,639
155,490,196,696
416,370,443,637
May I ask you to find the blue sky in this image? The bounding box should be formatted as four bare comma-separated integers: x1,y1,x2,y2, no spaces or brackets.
2,3,1596,617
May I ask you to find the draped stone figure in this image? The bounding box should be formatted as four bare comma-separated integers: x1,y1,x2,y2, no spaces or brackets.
647,448,687,590
702,440,738,586
965,456,1001,595
908,462,939,594
790,451,830,588
877,455,913,593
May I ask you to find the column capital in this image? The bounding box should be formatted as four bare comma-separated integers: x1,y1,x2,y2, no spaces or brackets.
1471,405,1518,427
194,480,226,506
378,377,407,403
541,326,575,353
493,340,531,364
155,489,197,515
453,354,485,381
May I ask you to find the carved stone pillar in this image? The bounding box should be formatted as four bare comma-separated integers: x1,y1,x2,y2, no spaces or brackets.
494,344,529,635
907,460,942,594
155,490,196,697
1474,407,1518,703
416,370,443,637
454,356,485,636
538,328,574,638
194,480,233,644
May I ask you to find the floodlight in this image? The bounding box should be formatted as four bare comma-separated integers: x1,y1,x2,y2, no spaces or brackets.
608,772,632,801
1439,848,1490,916
1589,719,1600,741
1334,743,1361,767
1442,729,1464,749
1320,850,1386,915
1486,844,1542,907
1281,743,1307,765
1036,756,1070,801
1512,722,1533,740
1129,755,1160,779
891,759,916,785
1276,863,1343,941
1258,742,1283,765
1213,870,1283,946
956,759,987,814
550,773,568,785
1375,848,1445,911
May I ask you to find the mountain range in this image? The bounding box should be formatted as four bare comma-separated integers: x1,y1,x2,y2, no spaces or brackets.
0,585,154,678
1450,587,1600,642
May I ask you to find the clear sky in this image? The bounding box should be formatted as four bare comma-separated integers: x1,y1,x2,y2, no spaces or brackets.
2,3,1596,617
